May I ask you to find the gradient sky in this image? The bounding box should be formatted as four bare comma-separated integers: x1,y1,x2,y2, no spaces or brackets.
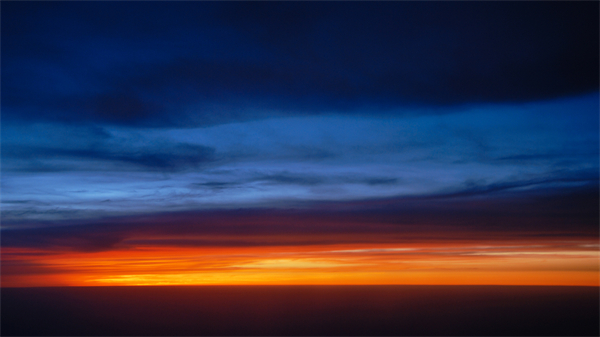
1,1,598,287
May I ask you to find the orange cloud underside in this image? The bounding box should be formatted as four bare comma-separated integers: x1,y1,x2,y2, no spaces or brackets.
3,239,598,287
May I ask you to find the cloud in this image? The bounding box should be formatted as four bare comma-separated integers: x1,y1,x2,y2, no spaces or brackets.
2,183,597,252
2,96,597,222
434,170,599,199
2,2,597,127
190,173,401,190
1,122,217,172
1,223,125,252
3,143,216,172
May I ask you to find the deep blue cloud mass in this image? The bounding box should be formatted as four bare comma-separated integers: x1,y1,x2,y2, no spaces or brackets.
3,2,598,127
1,1,598,237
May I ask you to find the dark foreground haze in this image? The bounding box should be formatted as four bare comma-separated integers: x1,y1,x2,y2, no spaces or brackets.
2,286,598,336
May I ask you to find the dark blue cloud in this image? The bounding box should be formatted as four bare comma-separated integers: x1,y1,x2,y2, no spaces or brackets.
190,173,400,190
434,171,599,199
2,1,598,127
3,143,215,172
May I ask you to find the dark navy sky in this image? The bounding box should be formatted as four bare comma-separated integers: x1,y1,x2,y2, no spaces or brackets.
3,2,598,126
1,1,598,244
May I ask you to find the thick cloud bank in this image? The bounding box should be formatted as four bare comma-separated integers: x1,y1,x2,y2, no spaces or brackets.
3,2,598,127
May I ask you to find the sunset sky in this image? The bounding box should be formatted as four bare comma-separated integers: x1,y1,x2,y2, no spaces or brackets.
2,1,598,287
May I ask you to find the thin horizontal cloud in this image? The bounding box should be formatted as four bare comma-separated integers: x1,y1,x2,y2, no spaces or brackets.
435,172,599,199
190,174,400,190
3,143,216,172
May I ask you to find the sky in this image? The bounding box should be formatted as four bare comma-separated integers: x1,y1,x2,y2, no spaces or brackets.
1,1,599,287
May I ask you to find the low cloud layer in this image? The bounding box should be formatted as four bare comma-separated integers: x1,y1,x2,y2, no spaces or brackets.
3,184,598,252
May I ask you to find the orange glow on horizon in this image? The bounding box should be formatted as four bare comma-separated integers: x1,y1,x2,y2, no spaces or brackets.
2,239,598,287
